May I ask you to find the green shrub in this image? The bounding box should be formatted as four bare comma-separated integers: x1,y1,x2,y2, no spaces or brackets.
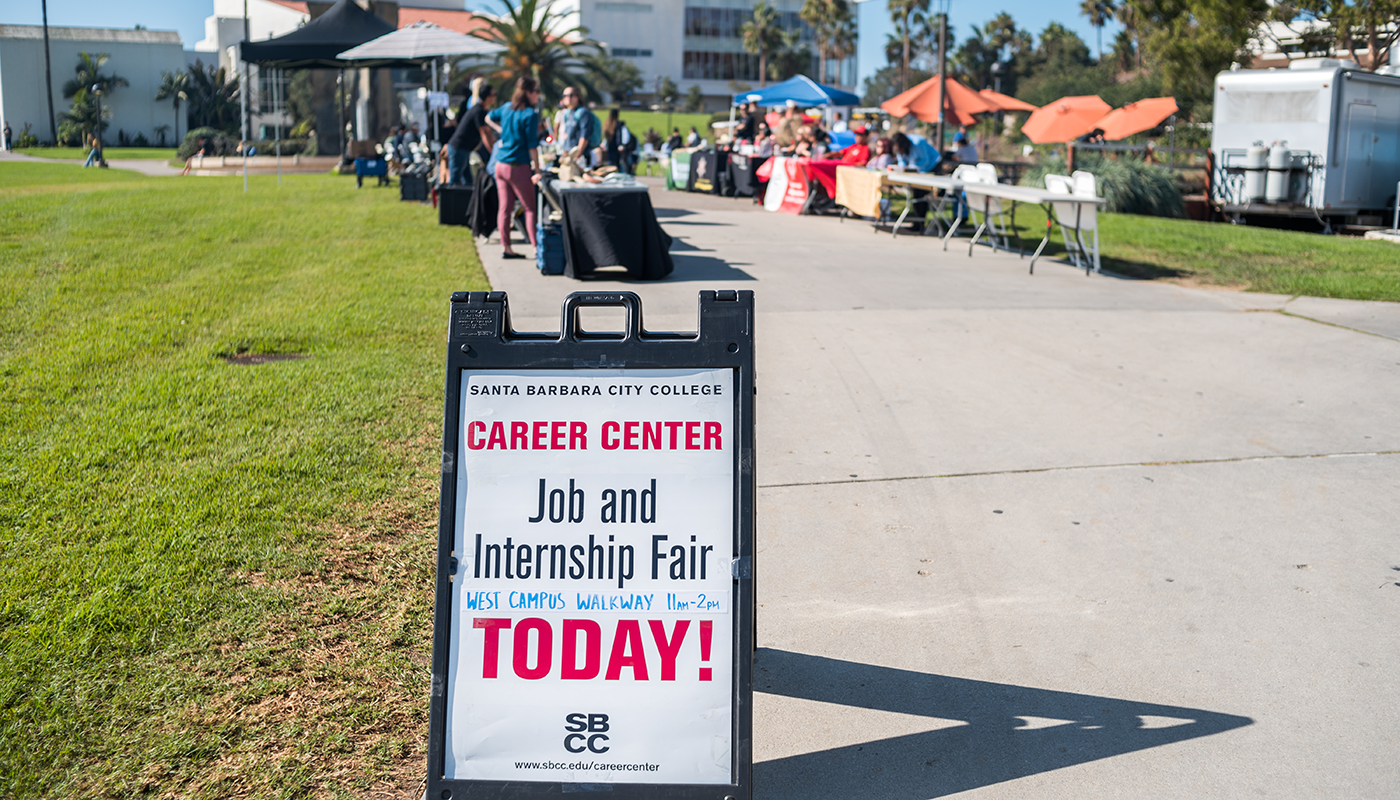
178,126,236,159
1021,153,1185,218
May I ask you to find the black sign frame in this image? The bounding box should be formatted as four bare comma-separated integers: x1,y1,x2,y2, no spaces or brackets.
427,291,756,800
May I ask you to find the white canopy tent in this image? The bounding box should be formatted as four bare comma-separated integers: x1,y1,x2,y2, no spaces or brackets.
337,22,504,142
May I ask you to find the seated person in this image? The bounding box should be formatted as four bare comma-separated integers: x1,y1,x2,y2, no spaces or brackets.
665,127,684,151
791,125,827,160
889,131,941,173
753,123,774,157
867,137,894,170
832,126,872,166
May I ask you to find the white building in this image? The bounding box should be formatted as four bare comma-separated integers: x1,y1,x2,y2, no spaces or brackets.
0,25,186,146
547,0,858,109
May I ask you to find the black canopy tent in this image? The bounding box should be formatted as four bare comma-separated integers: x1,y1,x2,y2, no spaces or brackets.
241,0,394,68
240,0,396,156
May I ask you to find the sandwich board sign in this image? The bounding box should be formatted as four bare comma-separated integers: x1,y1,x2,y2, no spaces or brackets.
427,291,755,800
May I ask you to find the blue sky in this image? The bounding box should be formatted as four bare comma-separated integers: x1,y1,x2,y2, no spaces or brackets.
2,0,1117,91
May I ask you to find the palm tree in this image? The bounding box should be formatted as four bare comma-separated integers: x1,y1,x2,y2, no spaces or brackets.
58,52,127,145
742,2,785,88
888,0,931,93
801,0,855,85
61,52,127,104
469,0,602,106
1080,0,1117,60
155,70,191,143
1115,1,1142,70
185,60,241,133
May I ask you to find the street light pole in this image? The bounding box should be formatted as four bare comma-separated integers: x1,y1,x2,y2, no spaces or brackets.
41,0,57,144
92,84,107,168
935,4,947,159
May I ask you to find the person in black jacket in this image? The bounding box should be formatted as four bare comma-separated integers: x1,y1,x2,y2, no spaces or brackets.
447,83,496,185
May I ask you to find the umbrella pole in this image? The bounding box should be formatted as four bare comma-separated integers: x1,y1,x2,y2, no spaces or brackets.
275,67,282,186
338,68,346,159
432,60,439,144
241,60,248,194
935,7,947,158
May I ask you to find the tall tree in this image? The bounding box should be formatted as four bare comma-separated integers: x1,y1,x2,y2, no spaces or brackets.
470,0,602,105
742,2,785,87
770,29,815,82
888,0,932,92
1080,0,1118,59
58,52,127,145
61,52,127,105
589,54,645,104
1265,0,1400,69
185,59,241,132
801,0,856,84
1123,0,1269,116
155,70,191,142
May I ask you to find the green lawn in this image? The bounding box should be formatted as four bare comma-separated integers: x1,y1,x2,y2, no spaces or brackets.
0,163,486,797
14,146,179,160
888,193,1400,302
618,111,716,141
996,205,1400,301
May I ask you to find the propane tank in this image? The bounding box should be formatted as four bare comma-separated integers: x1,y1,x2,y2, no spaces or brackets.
1244,143,1269,202
1266,142,1291,204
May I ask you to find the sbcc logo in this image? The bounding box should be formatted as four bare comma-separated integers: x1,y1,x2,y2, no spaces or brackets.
564,713,611,753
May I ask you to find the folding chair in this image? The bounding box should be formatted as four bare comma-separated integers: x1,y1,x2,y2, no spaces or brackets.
963,163,1012,256
1040,172,1100,275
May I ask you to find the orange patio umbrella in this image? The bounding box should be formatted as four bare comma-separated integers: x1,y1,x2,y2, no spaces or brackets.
978,88,1039,113
1095,97,1179,141
1020,95,1112,143
881,75,995,126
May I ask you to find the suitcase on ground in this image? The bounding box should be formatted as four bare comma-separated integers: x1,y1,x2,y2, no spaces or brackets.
535,221,565,275
438,184,472,226
400,173,428,201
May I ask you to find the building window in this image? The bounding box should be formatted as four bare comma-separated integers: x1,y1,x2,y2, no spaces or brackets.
612,47,654,57
258,70,290,114
683,5,814,42
596,2,653,11
682,50,761,81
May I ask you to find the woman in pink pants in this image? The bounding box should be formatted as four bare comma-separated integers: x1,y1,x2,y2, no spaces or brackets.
486,77,543,259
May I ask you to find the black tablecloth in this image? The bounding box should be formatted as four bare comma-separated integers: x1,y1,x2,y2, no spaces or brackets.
549,182,674,280
686,149,731,195
727,153,769,198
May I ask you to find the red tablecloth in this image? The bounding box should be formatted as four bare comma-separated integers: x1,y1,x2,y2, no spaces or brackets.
755,157,842,194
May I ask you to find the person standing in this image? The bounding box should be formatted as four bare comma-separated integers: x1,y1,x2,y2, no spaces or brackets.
486,76,543,259
559,87,598,169
83,134,101,167
447,83,495,185
775,100,803,149
603,108,636,174
2,122,11,151
686,126,700,147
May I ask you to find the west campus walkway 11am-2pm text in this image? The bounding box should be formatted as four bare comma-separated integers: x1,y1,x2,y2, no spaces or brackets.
481,177,1400,799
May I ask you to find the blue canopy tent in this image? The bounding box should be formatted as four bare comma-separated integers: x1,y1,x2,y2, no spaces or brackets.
731,75,860,107
728,75,860,140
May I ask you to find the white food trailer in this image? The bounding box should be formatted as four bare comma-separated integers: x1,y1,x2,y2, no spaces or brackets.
1211,58,1400,230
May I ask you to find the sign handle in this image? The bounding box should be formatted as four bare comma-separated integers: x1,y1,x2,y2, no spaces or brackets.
560,291,645,341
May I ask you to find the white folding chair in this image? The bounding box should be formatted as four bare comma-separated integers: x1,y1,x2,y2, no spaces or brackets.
1042,171,1099,274
963,163,1011,256
1072,171,1101,273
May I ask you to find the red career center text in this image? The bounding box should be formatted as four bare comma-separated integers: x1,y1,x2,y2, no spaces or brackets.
466,421,723,451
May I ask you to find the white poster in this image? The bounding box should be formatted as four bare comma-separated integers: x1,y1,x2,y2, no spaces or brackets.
445,368,735,785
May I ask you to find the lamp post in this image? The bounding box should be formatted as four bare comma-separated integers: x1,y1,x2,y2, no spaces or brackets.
92,83,107,168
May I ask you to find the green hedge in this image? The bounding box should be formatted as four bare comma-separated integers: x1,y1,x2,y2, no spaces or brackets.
1021,153,1185,219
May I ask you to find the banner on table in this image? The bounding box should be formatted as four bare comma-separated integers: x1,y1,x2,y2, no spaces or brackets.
760,156,809,214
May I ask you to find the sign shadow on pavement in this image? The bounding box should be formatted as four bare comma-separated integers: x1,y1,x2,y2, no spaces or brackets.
753,649,1254,799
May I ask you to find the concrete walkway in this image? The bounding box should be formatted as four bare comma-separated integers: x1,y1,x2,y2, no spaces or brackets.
483,179,1400,799
0,148,183,176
